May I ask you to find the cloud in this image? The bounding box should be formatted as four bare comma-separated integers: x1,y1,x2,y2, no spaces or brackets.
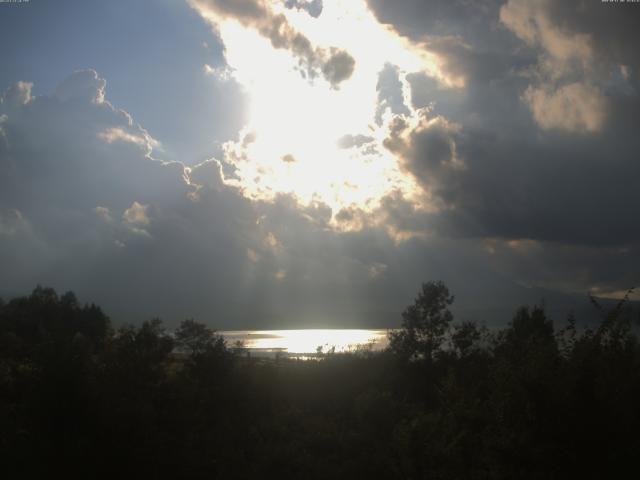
189,0,355,87
523,83,607,133
192,0,640,304
366,0,503,43
0,70,194,296
5,69,613,327
375,63,411,125
98,127,151,149
187,158,226,191
497,0,640,133
499,0,602,132
383,115,463,209
284,0,323,18
2,81,33,108
382,110,640,252
3,1,639,325
336,134,374,150
321,48,356,87
366,0,639,135
54,69,107,104
500,0,592,67
123,201,151,227
366,0,519,88
363,0,640,253
0,208,27,237
480,237,640,300
0,70,438,326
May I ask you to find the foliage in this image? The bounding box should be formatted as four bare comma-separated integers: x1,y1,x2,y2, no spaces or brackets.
174,318,225,357
388,280,454,361
0,283,639,478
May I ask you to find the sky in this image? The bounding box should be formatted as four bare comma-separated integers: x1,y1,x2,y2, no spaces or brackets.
1,0,639,328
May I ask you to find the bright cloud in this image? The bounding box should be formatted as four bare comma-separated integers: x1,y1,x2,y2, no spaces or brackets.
523,82,607,133
189,0,454,220
122,201,151,227
500,0,592,68
500,0,609,133
99,127,149,149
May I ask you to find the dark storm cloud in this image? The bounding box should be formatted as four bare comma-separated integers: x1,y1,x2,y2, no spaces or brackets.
364,0,640,245
507,0,640,70
367,0,504,42
385,104,640,247
373,191,639,304
364,0,640,295
368,0,640,128
367,0,524,85
190,0,355,87
479,238,640,299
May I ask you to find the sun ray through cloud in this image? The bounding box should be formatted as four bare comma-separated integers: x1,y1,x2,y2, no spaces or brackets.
189,0,457,221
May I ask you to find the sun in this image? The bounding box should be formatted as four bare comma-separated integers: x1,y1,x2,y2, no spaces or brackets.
199,0,452,221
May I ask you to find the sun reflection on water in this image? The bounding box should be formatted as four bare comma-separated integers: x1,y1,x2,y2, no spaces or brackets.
222,329,388,355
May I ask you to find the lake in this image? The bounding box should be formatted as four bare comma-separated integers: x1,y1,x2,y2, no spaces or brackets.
220,329,390,357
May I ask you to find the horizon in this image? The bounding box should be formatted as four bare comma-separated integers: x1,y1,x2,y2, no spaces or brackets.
2,283,635,333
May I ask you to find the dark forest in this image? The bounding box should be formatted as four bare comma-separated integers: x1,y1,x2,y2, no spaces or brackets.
1,282,638,479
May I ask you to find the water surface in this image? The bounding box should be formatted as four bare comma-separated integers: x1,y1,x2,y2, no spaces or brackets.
221,329,389,356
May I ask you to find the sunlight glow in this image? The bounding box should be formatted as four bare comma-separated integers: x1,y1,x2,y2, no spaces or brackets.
224,329,389,354
201,0,455,222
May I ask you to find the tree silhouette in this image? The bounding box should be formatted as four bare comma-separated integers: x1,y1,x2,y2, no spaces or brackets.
174,318,227,358
451,320,485,358
2,284,639,478
388,280,454,361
